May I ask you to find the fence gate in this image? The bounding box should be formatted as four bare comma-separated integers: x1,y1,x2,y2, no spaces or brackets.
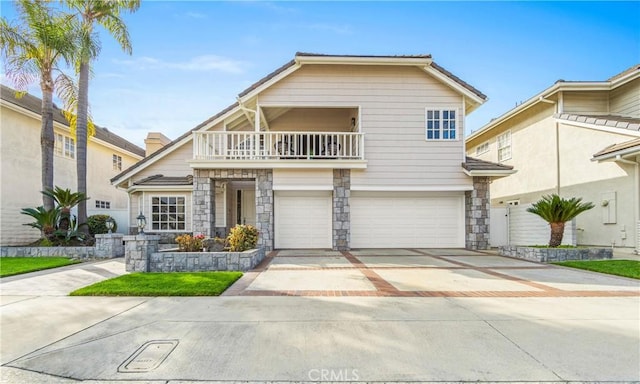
490,207,509,247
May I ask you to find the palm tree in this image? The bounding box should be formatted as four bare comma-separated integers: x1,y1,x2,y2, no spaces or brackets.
62,0,140,233
1,0,78,211
527,194,595,247
42,186,88,231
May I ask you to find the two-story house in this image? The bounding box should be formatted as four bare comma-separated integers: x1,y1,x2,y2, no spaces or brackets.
112,53,514,250
466,65,640,251
0,85,145,245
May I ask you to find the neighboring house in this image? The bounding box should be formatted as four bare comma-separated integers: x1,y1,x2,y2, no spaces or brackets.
0,85,145,245
112,53,514,251
466,65,640,251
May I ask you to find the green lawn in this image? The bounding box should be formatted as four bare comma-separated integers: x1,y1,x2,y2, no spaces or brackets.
0,257,80,277
553,260,640,279
70,272,243,296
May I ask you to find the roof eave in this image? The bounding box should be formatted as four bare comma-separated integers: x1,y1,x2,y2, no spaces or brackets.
463,169,517,178
592,147,640,162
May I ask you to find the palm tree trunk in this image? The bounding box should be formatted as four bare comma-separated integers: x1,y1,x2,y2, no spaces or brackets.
549,222,565,247
76,61,89,233
40,78,55,211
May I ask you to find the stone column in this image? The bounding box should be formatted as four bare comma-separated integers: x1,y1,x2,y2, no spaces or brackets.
123,234,160,272
256,169,274,250
94,233,124,258
333,169,350,250
465,176,491,250
193,169,214,237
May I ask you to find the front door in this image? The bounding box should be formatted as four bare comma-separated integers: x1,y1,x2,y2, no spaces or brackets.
238,189,256,226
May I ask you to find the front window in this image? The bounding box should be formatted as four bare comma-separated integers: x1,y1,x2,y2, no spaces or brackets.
151,196,186,231
426,109,457,140
55,133,75,159
113,154,122,171
497,131,512,162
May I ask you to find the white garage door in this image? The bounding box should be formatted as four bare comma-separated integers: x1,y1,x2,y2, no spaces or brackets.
275,191,332,249
351,192,465,248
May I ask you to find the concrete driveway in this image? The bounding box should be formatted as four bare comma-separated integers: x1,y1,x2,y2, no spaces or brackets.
1,249,639,383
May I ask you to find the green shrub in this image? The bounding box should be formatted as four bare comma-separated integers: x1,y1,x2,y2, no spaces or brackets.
227,224,259,252
87,214,117,235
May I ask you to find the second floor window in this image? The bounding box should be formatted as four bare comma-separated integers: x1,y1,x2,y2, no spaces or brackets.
113,154,122,171
497,131,512,162
426,109,457,140
54,133,75,159
476,142,489,155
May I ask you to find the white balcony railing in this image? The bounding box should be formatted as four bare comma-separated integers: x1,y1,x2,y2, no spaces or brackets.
193,131,365,161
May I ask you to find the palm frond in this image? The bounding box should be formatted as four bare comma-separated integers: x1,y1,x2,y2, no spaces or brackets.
56,72,96,137
527,194,595,224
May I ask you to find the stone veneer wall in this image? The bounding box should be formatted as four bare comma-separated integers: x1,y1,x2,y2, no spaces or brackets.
149,248,265,272
465,176,491,250
499,246,612,262
333,169,350,251
192,169,274,251
1,234,123,259
123,234,160,272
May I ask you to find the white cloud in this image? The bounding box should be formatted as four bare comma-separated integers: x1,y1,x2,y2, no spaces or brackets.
306,23,353,35
184,11,207,19
113,55,247,74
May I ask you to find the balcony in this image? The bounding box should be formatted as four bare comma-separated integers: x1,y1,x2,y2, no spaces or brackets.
190,131,366,169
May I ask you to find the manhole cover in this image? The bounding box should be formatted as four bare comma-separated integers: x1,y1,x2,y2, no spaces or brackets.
118,340,179,373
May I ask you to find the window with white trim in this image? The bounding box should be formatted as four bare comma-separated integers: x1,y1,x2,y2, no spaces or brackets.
54,133,75,159
95,200,111,209
113,154,122,171
426,109,457,140
497,131,512,162
151,196,186,231
475,141,489,156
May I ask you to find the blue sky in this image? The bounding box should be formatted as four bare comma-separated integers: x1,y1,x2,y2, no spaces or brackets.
2,1,639,147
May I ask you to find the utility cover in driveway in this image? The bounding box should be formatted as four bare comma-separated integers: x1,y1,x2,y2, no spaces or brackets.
118,340,178,372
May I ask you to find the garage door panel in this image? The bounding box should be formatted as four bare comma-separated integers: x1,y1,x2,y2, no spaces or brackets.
351,192,464,248
275,192,332,249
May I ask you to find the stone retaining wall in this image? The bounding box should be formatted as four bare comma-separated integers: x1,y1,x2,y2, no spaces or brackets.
1,234,124,259
0,246,95,258
149,248,265,272
499,246,612,262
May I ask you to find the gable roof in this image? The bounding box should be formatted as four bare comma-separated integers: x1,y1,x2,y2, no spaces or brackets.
1,85,145,157
467,64,640,143
112,52,487,185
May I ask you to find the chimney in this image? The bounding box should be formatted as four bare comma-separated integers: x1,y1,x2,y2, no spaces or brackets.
144,132,171,156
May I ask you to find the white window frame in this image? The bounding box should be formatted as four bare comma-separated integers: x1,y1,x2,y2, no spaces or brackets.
497,130,512,162
55,133,75,159
425,108,459,141
95,200,111,209
150,195,187,232
475,141,490,156
113,154,122,171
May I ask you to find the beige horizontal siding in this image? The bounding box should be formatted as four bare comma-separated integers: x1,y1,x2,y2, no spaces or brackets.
610,78,639,117
562,91,609,114
269,108,354,132
273,169,333,189
134,139,194,181
262,64,469,188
